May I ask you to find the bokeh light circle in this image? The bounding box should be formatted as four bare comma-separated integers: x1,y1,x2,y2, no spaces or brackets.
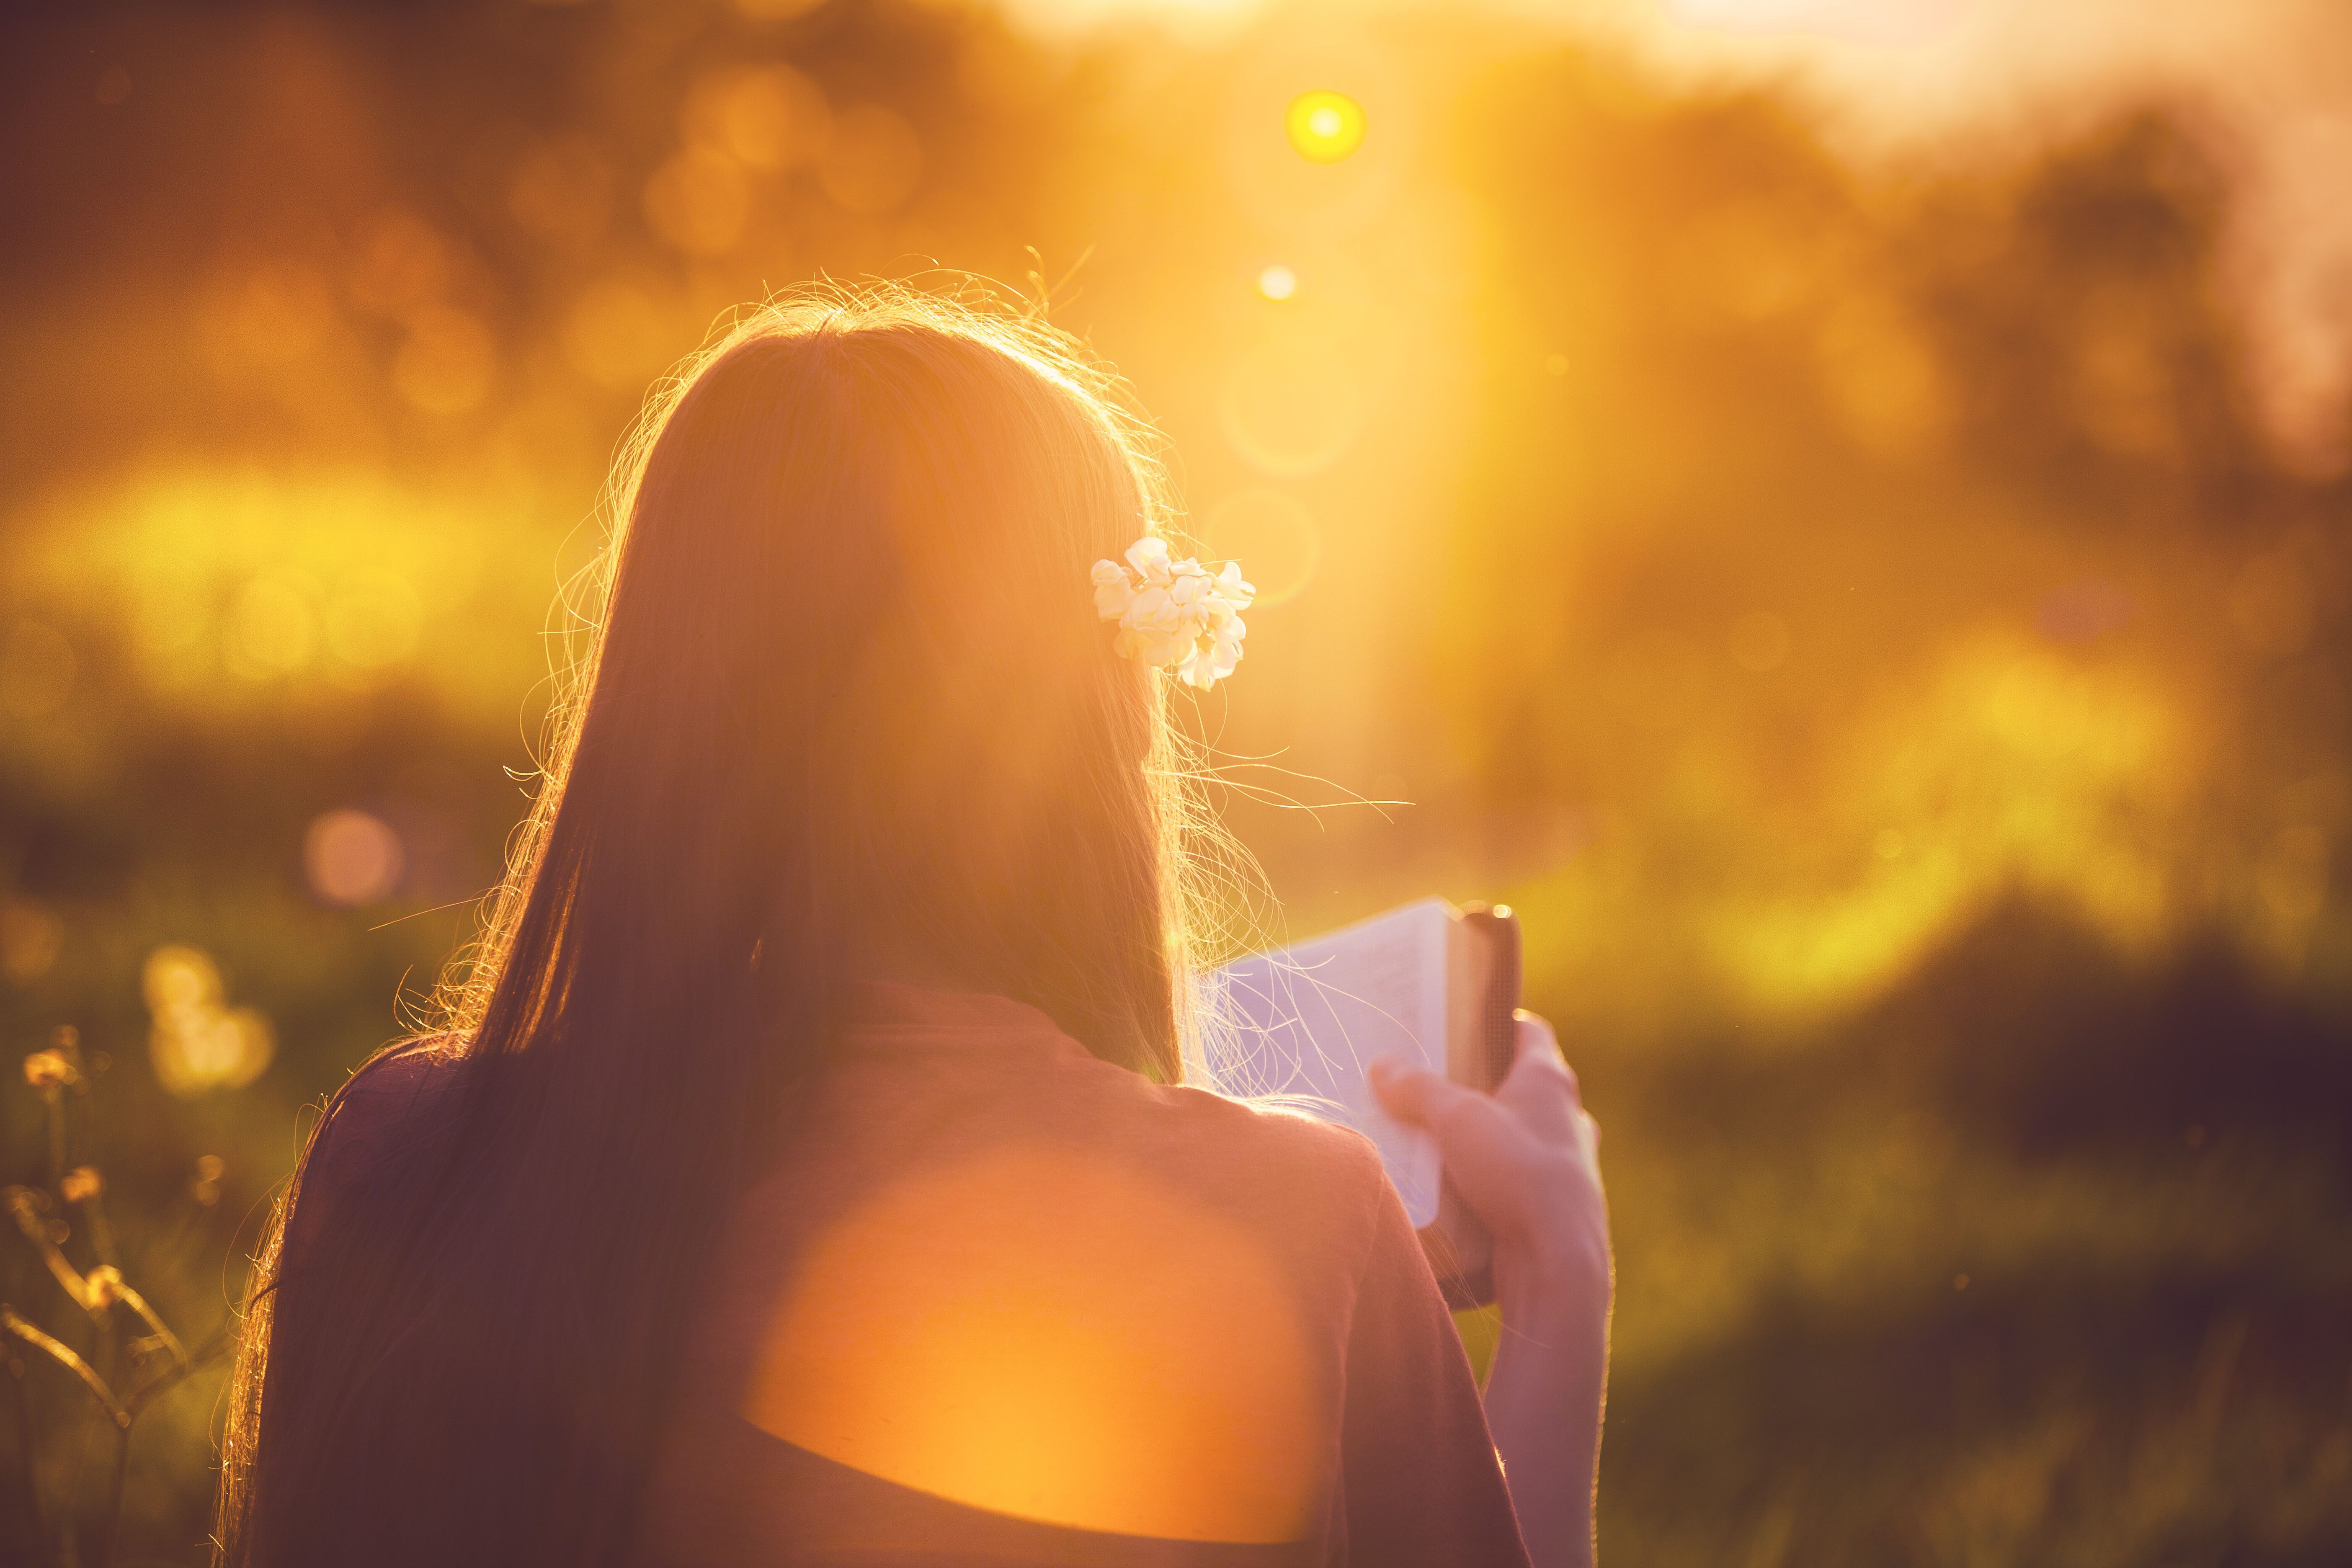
1284,90,1366,164
305,809,405,905
1204,490,1322,609
1217,343,1362,480
143,944,275,1098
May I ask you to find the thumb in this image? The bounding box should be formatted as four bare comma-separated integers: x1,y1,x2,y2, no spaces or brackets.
1370,1054,1477,1130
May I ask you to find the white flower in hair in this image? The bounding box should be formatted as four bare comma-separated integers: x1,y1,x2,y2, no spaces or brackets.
1091,559,1136,620
1093,536,1255,690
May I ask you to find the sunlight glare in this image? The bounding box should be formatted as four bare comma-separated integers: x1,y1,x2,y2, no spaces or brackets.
1257,264,1297,300
1284,90,1366,164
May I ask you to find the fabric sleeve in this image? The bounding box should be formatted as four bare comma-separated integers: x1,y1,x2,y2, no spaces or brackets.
1333,1170,1532,1568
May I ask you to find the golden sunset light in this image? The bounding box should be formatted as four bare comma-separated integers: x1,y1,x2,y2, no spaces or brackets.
3,0,2348,1562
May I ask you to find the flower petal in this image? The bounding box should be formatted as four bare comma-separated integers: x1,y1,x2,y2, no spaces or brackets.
1175,642,1212,689
1124,585,1181,634
1126,536,1172,583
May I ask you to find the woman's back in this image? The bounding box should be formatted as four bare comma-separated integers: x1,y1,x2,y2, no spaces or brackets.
293,985,1525,1565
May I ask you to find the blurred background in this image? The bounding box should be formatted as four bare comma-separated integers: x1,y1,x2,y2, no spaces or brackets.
3,0,2349,1561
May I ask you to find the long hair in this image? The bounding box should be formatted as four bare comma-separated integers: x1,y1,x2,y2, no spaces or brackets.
214,283,1218,1566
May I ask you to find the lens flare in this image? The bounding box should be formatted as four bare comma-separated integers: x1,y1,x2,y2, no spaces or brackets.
1284,90,1365,164
1204,489,1320,608
744,1145,1322,1542
1217,343,1362,479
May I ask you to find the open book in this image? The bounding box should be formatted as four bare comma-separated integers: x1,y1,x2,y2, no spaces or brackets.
1199,898,1521,1307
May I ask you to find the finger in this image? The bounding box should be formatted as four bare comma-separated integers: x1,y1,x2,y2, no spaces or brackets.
1511,1010,1563,1066
1370,1056,1508,1150
1510,1013,1576,1091
1502,1014,1581,1106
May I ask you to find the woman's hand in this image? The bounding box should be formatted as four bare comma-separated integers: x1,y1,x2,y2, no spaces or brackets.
1371,1013,1608,1296
1372,1013,1611,1568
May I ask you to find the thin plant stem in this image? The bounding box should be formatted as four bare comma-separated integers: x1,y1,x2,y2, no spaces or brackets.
0,1311,226,1568
43,1090,65,1194
115,1287,188,1377
93,1421,129,1568
4,1190,116,1326
6,1359,49,1563
8,1033,217,1567
77,1192,119,1274
0,1308,129,1429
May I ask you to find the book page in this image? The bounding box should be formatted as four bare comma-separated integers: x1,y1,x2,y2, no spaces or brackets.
1195,899,1452,1227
